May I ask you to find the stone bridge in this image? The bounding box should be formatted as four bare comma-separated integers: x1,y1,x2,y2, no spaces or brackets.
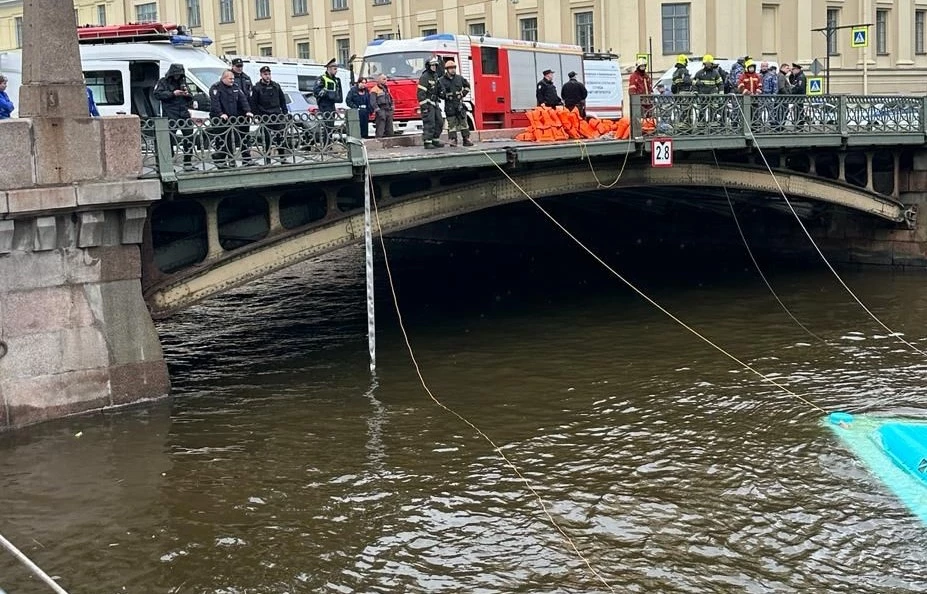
137,94,927,316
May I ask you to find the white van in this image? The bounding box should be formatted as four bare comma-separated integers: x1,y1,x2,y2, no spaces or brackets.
1,24,229,119
228,56,352,111
656,57,779,92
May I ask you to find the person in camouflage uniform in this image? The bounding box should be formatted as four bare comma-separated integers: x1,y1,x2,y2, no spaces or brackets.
438,59,473,147
417,57,444,149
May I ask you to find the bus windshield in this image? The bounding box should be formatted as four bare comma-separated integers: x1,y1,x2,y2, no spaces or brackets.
361,52,432,79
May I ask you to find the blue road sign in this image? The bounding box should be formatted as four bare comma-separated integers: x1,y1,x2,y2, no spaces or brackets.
807,77,823,95
851,27,869,48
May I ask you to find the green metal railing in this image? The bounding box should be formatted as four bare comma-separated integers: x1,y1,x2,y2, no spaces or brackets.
629,94,925,139
140,110,359,179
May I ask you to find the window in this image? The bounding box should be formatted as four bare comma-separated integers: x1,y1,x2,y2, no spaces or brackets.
187,0,201,28
916,10,926,54
83,70,124,106
259,45,273,56
376,31,396,40
14,16,22,48
373,0,391,5
520,17,538,42
135,2,157,23
468,22,485,36
332,0,348,10
97,4,106,26
876,9,888,54
661,3,690,54
222,46,237,55
255,0,270,19
219,0,235,23
826,7,839,55
575,12,594,52
421,28,437,37
336,38,351,67
293,0,308,16
481,47,499,75
75,9,79,25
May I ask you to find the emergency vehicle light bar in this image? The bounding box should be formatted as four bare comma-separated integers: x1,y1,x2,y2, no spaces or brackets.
76,22,210,46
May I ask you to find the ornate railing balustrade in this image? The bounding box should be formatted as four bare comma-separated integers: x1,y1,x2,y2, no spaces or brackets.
630,94,926,140
140,111,353,178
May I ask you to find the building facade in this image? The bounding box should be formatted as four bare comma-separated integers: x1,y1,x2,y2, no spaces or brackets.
1,0,926,93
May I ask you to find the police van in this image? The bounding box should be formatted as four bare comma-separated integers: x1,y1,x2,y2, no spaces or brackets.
0,22,229,119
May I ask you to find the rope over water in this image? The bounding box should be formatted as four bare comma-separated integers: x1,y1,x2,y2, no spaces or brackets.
731,99,927,358
360,145,617,591
480,149,828,415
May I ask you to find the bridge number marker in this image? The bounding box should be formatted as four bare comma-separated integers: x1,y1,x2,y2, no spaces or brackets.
851,27,868,48
651,138,673,168
807,77,824,96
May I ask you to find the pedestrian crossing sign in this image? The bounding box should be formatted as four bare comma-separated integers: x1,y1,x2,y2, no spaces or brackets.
851,27,869,48
807,77,824,95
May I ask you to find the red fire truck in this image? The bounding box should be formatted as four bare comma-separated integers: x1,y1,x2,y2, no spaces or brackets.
359,33,622,135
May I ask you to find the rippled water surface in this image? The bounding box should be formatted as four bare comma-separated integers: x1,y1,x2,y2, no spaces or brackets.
3,234,927,593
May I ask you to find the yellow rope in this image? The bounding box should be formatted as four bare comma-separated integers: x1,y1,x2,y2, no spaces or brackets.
481,150,829,415
574,132,634,190
361,147,616,592
730,99,927,358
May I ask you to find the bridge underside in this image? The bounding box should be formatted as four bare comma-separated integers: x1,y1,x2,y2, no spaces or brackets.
141,161,914,317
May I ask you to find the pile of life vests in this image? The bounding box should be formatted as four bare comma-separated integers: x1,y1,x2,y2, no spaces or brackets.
514,106,633,142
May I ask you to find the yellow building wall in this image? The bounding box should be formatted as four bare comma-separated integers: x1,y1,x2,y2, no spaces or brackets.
2,0,927,94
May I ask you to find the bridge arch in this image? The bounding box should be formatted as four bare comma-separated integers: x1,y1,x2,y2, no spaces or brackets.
145,163,907,316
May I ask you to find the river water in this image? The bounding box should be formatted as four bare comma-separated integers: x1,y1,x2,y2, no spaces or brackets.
2,209,927,593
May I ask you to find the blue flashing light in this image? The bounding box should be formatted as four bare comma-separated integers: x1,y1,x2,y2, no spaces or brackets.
422,33,456,41
368,39,386,46
170,35,213,48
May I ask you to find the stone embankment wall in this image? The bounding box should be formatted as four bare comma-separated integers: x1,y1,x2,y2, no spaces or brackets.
0,115,170,430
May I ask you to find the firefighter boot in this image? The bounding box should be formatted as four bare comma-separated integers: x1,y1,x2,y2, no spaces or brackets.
462,131,474,147
447,132,458,147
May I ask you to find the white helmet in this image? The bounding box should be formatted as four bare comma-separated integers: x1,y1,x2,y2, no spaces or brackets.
635,57,648,68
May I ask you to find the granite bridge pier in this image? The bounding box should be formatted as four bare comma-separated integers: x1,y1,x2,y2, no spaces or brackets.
4,11,927,430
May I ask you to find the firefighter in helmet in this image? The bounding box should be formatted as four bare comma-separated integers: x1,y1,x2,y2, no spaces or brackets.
438,59,473,147
417,56,444,148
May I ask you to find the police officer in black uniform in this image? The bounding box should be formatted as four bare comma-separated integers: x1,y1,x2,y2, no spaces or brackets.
229,57,254,159
560,71,587,117
250,65,289,163
230,57,253,95
153,63,196,171
535,69,562,107
209,69,253,168
417,57,444,149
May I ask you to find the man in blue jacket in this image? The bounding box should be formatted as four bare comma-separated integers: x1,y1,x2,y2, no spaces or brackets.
0,74,14,119
87,87,100,116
